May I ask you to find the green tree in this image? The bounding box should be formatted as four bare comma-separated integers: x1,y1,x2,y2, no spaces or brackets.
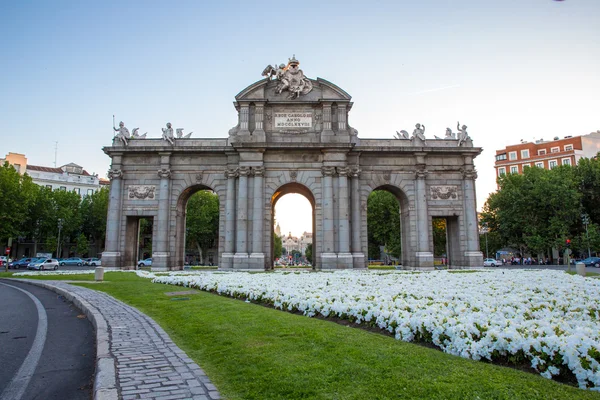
432,218,447,257
273,233,283,259
75,233,90,256
81,187,109,246
186,191,219,264
0,162,34,244
50,189,84,257
367,190,401,260
575,155,600,225
304,242,312,264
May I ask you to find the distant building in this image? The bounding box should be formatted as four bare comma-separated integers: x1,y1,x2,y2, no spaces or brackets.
1,152,103,196
282,231,312,256
494,131,600,180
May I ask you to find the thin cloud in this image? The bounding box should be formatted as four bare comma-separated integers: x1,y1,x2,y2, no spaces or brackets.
412,84,461,95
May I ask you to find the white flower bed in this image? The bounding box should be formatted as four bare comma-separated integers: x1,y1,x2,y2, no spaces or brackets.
150,269,600,390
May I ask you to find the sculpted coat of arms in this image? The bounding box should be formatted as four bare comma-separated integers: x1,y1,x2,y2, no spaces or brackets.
262,55,313,99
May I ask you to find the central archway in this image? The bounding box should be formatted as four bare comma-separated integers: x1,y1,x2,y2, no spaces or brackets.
270,183,316,269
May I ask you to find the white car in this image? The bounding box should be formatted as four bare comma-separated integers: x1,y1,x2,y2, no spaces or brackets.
483,258,500,267
28,258,59,271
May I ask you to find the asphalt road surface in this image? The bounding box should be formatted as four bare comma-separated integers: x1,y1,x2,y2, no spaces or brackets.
0,280,95,400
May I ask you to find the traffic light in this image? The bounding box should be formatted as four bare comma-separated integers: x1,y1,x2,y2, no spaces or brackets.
566,239,571,248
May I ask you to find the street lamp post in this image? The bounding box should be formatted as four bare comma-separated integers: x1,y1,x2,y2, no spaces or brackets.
481,225,489,259
582,213,591,259
56,218,63,259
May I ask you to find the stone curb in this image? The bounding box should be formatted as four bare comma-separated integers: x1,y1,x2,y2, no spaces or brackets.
13,279,119,400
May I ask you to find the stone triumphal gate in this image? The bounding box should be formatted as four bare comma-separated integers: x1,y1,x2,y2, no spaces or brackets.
103,58,483,270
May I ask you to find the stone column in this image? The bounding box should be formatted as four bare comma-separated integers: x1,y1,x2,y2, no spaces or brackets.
320,103,334,142
350,166,365,268
252,104,266,141
321,166,337,269
102,164,123,269
337,105,347,131
239,104,250,134
153,152,172,271
462,157,483,268
414,158,434,269
221,167,238,269
234,166,250,269
337,167,353,268
250,166,265,269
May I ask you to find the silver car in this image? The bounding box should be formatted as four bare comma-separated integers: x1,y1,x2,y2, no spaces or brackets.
28,258,59,271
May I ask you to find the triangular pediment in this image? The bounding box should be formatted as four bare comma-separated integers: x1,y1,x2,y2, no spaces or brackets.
235,78,351,103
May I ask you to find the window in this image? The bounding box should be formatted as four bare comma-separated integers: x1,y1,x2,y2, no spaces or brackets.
14,164,21,173
535,162,544,168
59,186,67,191
87,189,94,196
73,188,80,195
564,145,573,151
551,147,560,153
508,151,517,160
562,158,572,166
538,149,547,155
549,160,558,169
521,149,530,159
498,167,506,176
510,166,518,174
46,185,52,189
495,153,507,161
523,163,530,169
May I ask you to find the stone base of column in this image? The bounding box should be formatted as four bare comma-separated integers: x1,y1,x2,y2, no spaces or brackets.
414,251,435,269
101,251,121,269
220,253,234,270
337,253,353,269
151,252,169,271
352,253,366,269
233,253,249,269
460,251,484,269
320,253,338,269
248,253,265,270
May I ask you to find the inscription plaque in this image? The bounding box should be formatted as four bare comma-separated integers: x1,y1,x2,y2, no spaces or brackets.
274,112,312,128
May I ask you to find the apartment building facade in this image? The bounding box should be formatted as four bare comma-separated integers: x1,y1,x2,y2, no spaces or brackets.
494,131,600,178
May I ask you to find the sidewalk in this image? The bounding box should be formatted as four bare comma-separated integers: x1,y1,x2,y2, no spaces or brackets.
15,279,220,400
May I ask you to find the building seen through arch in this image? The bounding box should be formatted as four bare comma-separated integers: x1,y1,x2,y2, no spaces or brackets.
102,57,483,270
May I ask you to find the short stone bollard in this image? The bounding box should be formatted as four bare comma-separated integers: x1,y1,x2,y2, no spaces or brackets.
576,262,586,277
95,266,105,281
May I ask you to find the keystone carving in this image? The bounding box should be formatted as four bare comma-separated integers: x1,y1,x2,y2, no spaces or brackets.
382,171,391,182
195,172,203,183
289,170,298,181
128,185,156,200
430,186,458,200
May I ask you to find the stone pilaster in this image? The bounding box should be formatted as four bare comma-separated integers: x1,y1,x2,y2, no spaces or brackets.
321,166,337,269
461,156,483,268
221,167,238,269
414,154,434,269
249,166,265,269
350,166,365,268
337,167,352,268
234,166,250,269
153,152,172,271
102,164,123,269
239,104,250,134
337,105,347,131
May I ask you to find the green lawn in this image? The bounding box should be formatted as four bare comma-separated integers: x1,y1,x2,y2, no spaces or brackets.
44,272,598,400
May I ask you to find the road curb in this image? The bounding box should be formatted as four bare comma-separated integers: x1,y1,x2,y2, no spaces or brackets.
12,279,119,400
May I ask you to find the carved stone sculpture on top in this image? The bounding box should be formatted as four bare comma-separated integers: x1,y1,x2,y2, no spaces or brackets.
262,55,313,99
445,128,456,140
176,128,193,139
162,122,175,145
411,123,426,141
457,122,470,147
113,121,131,146
131,128,147,139
395,130,409,140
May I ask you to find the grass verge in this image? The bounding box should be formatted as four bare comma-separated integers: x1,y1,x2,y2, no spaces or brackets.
50,272,600,400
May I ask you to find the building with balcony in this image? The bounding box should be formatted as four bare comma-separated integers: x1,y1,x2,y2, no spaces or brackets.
494,130,600,179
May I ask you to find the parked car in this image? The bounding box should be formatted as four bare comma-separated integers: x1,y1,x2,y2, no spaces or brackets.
138,258,152,267
483,258,500,267
84,257,102,266
28,258,59,271
0,256,7,267
580,257,600,268
8,258,35,269
59,257,85,266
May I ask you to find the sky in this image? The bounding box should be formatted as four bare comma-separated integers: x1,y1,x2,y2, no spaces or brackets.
2,1,599,237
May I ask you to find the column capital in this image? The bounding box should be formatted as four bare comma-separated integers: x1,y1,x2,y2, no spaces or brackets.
108,169,123,180
253,166,265,177
239,166,251,177
337,166,350,177
321,166,336,177
157,168,171,179
414,165,428,180
461,167,478,180
225,167,239,178
350,166,361,178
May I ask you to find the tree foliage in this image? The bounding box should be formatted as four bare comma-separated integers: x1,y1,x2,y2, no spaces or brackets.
186,190,219,264
273,233,283,259
367,190,401,260
481,156,600,258
304,242,312,263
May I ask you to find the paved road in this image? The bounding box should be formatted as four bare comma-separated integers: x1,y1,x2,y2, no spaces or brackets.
0,280,95,400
